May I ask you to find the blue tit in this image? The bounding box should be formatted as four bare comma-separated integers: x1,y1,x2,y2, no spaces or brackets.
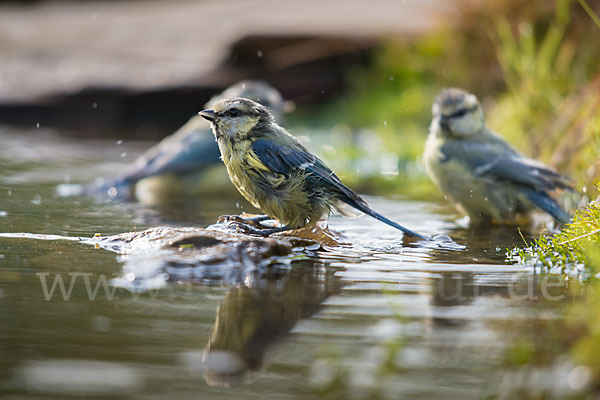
89,80,288,201
423,88,572,225
199,97,428,239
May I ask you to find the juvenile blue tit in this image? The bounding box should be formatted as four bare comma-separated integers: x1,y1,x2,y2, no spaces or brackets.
199,97,428,239
423,88,572,225
88,80,288,201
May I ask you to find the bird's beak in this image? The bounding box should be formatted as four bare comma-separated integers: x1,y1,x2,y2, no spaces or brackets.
199,109,216,122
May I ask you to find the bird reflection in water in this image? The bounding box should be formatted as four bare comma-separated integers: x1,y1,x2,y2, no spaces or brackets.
201,260,342,387
426,222,571,329
426,223,532,328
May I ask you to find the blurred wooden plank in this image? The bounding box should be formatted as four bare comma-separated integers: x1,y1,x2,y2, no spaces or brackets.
0,0,461,102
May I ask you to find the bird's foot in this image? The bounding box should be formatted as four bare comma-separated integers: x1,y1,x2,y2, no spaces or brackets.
227,221,291,237
217,214,273,228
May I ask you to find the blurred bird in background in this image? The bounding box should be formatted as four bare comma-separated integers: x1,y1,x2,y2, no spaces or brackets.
199,97,430,240
424,88,573,225
84,80,289,203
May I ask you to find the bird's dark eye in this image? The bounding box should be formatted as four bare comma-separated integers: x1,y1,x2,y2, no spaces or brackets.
228,108,240,117
447,105,477,120
449,108,467,119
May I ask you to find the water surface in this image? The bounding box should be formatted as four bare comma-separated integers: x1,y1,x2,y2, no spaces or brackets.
0,127,582,399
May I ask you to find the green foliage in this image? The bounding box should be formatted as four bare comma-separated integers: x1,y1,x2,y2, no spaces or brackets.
495,0,572,92
488,0,600,191
578,0,600,30
511,193,600,275
491,0,573,141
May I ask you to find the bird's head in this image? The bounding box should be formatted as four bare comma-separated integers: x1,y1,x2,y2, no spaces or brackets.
431,88,485,138
205,80,289,122
199,97,274,141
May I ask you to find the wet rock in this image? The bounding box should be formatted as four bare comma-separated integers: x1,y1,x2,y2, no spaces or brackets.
93,226,320,290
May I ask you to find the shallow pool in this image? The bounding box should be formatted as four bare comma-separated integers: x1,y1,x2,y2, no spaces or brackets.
0,127,582,399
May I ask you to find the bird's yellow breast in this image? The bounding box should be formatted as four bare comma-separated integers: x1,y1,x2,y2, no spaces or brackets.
216,137,319,228
217,139,262,208
424,134,525,222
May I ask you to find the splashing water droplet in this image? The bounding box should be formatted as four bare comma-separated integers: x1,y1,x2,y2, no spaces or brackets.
107,187,118,199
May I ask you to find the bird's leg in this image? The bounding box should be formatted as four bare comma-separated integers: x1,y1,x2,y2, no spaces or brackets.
227,222,292,237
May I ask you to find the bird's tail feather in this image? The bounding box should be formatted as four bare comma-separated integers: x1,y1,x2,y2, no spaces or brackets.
523,189,571,225
341,198,430,240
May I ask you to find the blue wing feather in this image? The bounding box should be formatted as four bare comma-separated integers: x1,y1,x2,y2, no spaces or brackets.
251,139,357,200
440,138,572,224
251,139,429,239
441,140,572,191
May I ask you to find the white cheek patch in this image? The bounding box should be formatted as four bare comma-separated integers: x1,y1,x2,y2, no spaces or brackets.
234,116,259,137
218,121,234,138
220,116,259,139
450,113,482,136
464,94,478,108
